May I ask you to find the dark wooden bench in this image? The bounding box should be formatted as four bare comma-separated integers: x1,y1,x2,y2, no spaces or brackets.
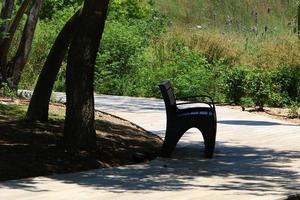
159,80,217,158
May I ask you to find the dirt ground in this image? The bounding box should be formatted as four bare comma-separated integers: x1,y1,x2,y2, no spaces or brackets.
0,98,162,181
224,105,300,125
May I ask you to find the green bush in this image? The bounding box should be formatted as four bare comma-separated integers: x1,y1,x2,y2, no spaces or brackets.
19,6,78,90
246,69,272,110
94,1,167,95
108,0,151,20
240,97,255,108
94,21,148,95
40,0,82,19
53,65,66,92
272,65,300,104
223,65,249,104
223,66,287,109
268,92,287,107
288,102,299,118
116,36,221,99
0,83,16,99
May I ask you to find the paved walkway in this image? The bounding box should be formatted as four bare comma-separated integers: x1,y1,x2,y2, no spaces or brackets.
1,95,300,200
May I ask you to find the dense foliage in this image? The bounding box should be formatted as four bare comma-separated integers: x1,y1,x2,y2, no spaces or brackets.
1,0,298,111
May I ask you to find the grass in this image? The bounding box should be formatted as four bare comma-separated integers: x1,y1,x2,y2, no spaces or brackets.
156,24,300,69
0,104,27,117
155,0,296,33
154,0,299,69
0,100,162,181
0,102,65,120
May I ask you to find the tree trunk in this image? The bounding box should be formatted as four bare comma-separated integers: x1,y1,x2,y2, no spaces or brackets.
26,9,82,121
0,0,15,43
64,0,109,151
7,0,43,90
0,0,31,83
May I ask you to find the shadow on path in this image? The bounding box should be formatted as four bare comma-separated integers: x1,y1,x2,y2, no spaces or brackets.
218,120,299,126
2,143,300,196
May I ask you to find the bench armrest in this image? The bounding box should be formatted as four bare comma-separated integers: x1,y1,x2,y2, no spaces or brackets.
176,95,215,110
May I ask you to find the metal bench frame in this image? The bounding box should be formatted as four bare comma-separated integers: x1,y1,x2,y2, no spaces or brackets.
159,80,217,158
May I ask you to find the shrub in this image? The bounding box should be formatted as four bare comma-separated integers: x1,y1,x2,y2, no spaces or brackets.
272,65,300,104
164,43,214,98
246,69,272,110
53,65,66,92
119,35,221,98
94,2,167,95
0,83,16,100
268,92,287,107
223,65,299,108
94,21,147,94
19,6,78,90
40,0,82,19
108,0,152,20
288,102,300,118
223,65,249,105
240,97,255,108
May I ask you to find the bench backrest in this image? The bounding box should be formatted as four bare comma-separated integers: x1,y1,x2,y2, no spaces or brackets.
159,80,177,113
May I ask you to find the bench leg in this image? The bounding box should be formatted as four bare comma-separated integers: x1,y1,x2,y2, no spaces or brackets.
200,125,216,159
160,125,185,157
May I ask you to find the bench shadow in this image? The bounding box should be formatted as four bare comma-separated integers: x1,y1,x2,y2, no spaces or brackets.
218,120,299,126
2,142,300,196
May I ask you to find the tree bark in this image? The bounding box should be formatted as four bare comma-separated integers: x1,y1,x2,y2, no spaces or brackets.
26,9,82,121
0,0,31,82
64,0,109,151
7,0,43,90
0,0,15,43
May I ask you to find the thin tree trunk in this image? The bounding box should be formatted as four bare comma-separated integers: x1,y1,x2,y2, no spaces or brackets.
7,0,42,90
0,0,31,82
64,0,109,151
26,9,82,121
0,0,15,43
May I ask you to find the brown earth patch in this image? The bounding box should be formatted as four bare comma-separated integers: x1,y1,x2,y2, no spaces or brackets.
0,98,162,181
224,105,300,125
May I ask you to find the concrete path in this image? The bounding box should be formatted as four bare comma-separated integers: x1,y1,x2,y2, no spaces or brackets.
1,94,300,200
